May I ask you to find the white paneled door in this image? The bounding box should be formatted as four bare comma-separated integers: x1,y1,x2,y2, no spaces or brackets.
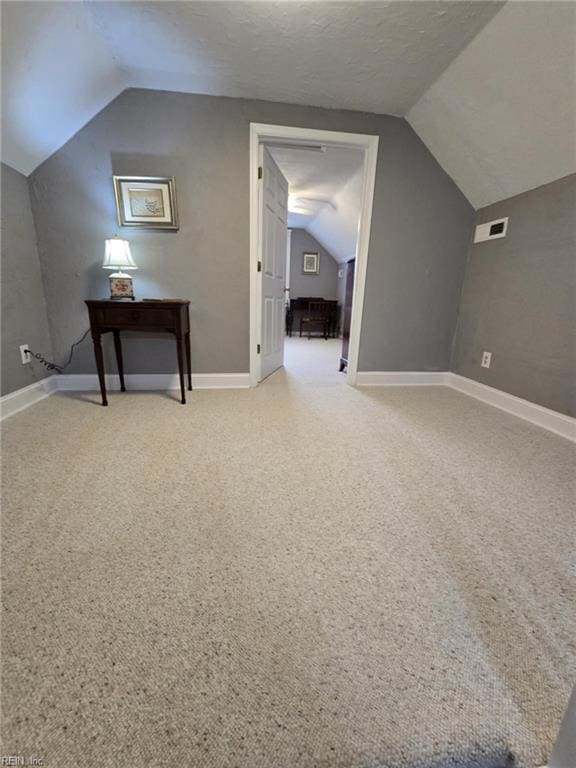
259,146,288,380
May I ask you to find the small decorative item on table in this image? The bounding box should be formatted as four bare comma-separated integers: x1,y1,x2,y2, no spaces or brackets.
112,175,179,230
103,238,138,299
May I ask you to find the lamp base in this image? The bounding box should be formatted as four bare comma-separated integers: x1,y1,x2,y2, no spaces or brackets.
109,273,134,300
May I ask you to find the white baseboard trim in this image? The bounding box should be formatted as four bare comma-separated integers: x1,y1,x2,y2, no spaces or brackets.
4,370,574,442
0,373,251,420
446,373,576,443
356,371,447,386
56,373,251,391
355,370,575,441
0,376,57,420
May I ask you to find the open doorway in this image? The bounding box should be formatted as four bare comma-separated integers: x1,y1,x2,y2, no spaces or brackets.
249,124,378,387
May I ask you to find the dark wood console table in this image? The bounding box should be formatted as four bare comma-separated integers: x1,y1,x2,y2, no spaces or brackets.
85,299,191,406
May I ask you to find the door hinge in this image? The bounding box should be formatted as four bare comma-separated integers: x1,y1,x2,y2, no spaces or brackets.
257,261,262,272
257,344,261,354
258,166,263,180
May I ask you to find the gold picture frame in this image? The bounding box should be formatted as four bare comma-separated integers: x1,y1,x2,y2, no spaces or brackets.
113,176,179,230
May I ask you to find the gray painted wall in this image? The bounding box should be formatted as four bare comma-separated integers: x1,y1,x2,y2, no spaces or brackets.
29,89,474,375
451,174,576,416
289,229,339,301
1,163,53,395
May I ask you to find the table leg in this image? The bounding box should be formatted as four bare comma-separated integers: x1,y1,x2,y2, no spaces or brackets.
176,335,186,404
92,331,108,406
185,331,192,391
113,330,126,392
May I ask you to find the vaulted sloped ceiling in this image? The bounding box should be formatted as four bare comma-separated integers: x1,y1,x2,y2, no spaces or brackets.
1,1,502,176
1,1,128,177
407,1,576,209
306,169,364,264
269,145,364,263
1,1,574,210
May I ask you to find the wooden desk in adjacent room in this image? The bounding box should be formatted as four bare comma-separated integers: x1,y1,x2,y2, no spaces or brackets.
85,299,191,406
286,298,339,338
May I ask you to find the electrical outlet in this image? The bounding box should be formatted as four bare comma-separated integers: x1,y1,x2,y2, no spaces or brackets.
19,344,30,365
481,351,492,369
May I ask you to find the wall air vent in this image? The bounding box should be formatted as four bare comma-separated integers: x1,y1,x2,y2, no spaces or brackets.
474,217,509,243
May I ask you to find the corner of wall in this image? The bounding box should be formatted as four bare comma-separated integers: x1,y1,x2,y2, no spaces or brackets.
26,174,55,363
448,231,476,374
0,163,55,395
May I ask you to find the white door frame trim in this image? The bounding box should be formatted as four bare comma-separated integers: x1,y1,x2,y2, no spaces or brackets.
249,123,379,386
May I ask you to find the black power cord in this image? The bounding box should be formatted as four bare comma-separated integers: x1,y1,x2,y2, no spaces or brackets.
26,328,91,374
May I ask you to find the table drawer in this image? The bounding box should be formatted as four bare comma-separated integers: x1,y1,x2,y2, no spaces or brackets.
99,306,176,328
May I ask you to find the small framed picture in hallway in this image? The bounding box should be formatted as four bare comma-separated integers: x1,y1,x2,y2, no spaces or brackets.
303,252,319,274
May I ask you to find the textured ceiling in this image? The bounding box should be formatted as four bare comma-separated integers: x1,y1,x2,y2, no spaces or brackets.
269,145,364,263
407,1,576,209
1,1,127,176
269,145,363,202
87,1,501,112
1,1,501,176
2,1,573,210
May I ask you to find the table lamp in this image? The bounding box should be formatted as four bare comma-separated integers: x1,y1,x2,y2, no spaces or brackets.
103,238,137,299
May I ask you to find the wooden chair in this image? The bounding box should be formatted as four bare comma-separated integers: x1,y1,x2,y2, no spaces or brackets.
299,301,331,339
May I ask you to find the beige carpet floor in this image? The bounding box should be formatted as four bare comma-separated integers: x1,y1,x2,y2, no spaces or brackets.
2,338,575,768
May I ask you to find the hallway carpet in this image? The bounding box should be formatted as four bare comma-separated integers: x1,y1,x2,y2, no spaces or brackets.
2,340,575,768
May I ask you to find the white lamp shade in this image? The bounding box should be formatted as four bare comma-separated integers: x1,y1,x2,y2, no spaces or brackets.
103,238,137,270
